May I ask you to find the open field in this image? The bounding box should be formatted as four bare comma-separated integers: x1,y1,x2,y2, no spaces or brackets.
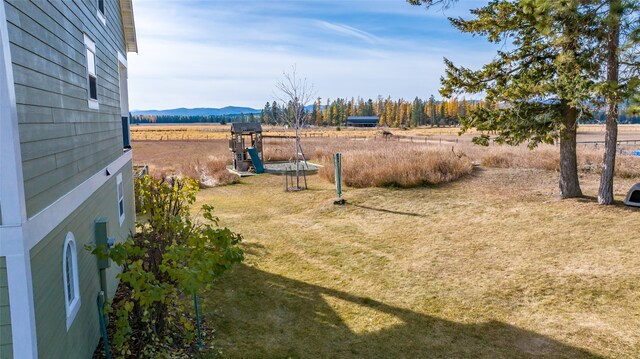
193,169,640,358
130,126,640,358
130,123,640,144
133,135,640,185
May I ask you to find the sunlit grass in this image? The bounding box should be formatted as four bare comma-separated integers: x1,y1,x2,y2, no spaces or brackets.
191,168,640,358
131,131,640,357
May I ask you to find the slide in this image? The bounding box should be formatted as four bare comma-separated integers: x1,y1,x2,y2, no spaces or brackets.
247,147,264,174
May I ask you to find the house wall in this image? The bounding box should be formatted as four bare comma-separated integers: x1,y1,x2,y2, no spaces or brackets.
0,257,12,359
4,0,127,218
29,161,134,359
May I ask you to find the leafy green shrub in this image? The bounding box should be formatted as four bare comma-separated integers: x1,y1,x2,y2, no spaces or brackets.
95,175,243,358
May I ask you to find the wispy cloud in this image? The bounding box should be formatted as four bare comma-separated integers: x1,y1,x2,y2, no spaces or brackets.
316,20,380,45
128,0,496,110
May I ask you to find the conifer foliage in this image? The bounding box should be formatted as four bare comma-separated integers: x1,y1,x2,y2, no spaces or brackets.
260,96,481,128
410,0,639,200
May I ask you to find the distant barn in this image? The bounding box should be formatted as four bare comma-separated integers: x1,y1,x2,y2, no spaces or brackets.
346,116,379,127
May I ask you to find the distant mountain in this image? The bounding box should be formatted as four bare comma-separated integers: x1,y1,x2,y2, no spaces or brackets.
131,106,261,117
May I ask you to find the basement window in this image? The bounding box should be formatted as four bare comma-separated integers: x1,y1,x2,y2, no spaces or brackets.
117,173,125,225
84,34,99,109
63,232,81,330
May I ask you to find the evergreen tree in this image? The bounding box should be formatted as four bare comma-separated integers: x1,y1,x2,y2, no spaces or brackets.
438,1,602,198
261,102,271,124
428,95,437,126
411,97,420,127
314,97,323,126
271,101,279,125
365,99,374,116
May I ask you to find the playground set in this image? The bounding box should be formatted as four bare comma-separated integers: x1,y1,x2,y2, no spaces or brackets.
229,122,265,174
228,123,319,183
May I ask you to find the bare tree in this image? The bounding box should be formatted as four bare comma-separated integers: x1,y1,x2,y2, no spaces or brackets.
274,65,315,190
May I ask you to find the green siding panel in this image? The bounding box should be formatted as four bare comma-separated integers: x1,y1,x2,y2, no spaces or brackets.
30,161,135,359
0,306,10,326
16,104,53,124
19,123,77,143
6,0,128,217
0,344,12,359
0,257,12,359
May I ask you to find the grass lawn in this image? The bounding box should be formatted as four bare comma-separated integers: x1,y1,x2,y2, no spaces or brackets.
192,168,640,358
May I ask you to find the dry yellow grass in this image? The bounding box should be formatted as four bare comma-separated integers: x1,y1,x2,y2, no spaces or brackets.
130,136,640,357
263,137,640,183
132,134,640,189
130,124,478,142
462,144,640,179
193,168,640,358
130,124,230,140
130,123,640,143
317,146,473,187
132,140,238,186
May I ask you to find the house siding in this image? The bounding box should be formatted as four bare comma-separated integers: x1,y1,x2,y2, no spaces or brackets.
0,257,12,359
4,0,127,218
29,161,134,359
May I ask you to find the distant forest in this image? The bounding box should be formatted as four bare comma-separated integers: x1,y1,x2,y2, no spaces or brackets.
131,97,640,126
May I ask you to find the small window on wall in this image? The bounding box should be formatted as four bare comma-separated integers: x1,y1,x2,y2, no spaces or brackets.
63,232,81,330
97,0,106,24
117,173,125,225
84,34,99,109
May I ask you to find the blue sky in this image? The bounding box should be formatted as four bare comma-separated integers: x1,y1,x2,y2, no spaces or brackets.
128,0,495,110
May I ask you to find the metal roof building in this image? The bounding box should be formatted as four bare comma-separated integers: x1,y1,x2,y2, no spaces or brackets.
346,116,379,127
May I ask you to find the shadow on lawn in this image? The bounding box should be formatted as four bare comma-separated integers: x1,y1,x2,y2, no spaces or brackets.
348,203,427,218
206,265,601,358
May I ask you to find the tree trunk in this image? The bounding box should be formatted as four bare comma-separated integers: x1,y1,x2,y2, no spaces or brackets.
598,0,621,205
559,104,582,198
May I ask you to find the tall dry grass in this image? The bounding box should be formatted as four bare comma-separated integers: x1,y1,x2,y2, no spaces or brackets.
263,144,294,162
179,157,239,187
132,140,239,186
133,137,640,189
314,141,474,188
266,137,640,186
463,144,640,179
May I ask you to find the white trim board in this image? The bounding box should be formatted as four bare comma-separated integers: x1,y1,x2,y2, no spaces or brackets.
0,150,132,359
5,246,38,359
21,150,132,253
1,4,38,357
0,151,132,255
62,232,81,331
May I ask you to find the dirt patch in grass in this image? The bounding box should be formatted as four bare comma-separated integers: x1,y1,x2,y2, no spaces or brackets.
132,140,239,186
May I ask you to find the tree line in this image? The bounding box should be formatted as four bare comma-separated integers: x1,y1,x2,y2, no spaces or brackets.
259,97,491,127
130,99,638,127
131,113,258,124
